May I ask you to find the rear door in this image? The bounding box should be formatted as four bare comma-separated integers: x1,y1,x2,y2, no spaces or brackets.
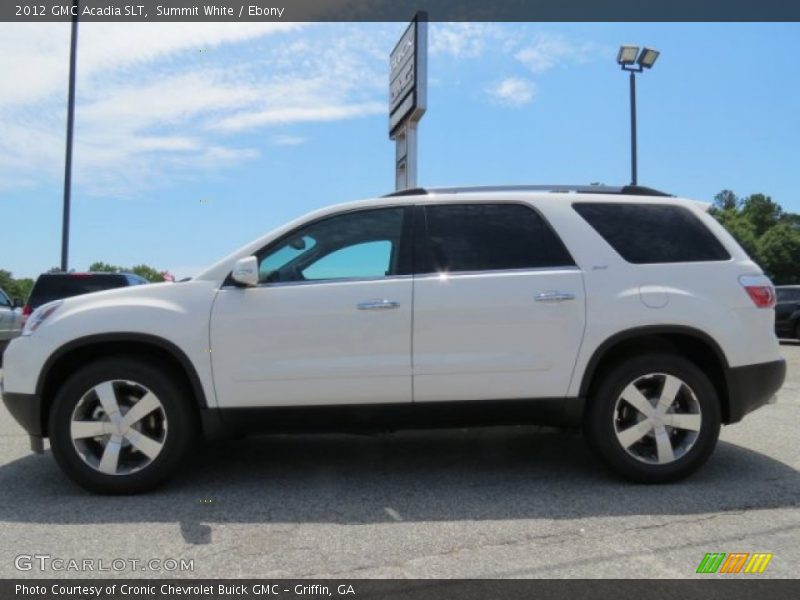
412,202,586,402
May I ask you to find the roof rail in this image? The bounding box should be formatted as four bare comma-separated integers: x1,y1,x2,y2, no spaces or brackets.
383,187,429,197
383,184,673,198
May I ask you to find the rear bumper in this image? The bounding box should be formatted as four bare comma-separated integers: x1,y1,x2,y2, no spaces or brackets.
725,359,786,423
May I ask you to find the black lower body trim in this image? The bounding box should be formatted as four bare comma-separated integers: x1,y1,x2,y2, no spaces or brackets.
203,397,583,437
725,359,785,423
2,391,43,437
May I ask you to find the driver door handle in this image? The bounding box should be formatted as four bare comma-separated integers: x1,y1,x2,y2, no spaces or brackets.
535,291,576,303
357,299,401,311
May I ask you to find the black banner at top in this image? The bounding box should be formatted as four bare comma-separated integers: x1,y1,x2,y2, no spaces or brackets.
3,0,800,22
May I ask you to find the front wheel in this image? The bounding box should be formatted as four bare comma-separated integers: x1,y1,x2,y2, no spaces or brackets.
584,353,721,483
49,357,198,494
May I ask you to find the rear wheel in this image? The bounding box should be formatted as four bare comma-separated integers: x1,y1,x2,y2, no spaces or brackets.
584,353,721,483
49,357,197,494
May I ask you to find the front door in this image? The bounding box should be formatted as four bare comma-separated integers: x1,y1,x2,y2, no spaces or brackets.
210,206,413,407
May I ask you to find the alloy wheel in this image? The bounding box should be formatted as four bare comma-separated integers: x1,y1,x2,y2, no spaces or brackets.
69,380,168,475
612,372,702,465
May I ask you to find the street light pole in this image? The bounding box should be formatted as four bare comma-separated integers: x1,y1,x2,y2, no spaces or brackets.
617,45,659,187
629,70,637,186
61,0,79,272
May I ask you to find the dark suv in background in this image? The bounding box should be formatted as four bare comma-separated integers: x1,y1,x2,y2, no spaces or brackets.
774,285,800,340
22,272,149,326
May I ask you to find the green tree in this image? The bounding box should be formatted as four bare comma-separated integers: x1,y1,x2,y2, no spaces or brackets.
130,264,165,283
88,261,122,273
739,193,783,237
710,189,800,284
709,207,759,258
0,270,34,302
713,189,739,211
755,222,800,284
88,261,166,282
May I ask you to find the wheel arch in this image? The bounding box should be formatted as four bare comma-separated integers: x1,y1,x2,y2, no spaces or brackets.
37,333,208,437
579,326,734,423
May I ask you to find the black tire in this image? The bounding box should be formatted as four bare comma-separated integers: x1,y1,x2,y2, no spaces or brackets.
49,357,198,494
584,353,721,483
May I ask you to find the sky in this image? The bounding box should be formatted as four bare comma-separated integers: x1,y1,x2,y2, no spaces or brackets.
0,22,798,280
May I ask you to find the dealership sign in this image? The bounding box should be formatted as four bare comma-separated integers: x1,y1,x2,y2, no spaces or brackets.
389,12,427,135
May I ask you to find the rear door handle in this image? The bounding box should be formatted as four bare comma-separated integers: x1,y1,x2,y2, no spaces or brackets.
357,299,400,311
535,291,576,303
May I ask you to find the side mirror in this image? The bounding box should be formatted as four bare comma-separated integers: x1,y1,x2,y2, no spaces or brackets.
231,256,259,287
12,298,22,309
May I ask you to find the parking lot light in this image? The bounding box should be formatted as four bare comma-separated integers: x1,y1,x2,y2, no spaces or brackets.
637,47,660,69
617,45,640,66
617,44,660,185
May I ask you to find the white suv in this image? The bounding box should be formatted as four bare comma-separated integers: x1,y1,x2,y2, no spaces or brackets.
1,185,785,493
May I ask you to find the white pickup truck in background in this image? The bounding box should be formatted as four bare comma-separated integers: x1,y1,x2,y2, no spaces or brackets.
0,287,23,360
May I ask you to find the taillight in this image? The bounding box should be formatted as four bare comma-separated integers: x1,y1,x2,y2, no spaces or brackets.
20,304,32,326
739,275,776,308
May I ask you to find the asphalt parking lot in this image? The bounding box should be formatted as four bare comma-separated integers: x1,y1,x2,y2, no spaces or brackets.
0,346,798,579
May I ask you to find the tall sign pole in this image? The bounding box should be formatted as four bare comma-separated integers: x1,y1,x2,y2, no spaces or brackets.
389,12,427,191
61,0,79,272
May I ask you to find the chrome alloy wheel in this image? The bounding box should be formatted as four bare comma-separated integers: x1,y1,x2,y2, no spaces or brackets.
613,373,702,465
70,380,167,476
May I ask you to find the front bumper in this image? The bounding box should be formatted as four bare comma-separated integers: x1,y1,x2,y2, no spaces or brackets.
725,359,786,423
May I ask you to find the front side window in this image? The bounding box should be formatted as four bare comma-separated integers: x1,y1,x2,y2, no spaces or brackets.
0,290,10,308
420,203,575,273
257,207,406,284
573,202,731,264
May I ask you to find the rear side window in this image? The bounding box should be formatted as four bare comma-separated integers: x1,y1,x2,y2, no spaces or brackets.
573,202,730,264
420,203,575,273
29,275,130,308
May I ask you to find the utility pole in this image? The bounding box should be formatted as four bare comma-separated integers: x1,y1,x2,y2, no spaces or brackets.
61,0,79,272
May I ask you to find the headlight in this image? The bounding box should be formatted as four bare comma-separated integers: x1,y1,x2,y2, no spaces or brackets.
21,301,63,336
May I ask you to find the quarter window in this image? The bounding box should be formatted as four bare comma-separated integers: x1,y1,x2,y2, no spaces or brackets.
420,203,575,273
257,208,406,283
573,202,731,264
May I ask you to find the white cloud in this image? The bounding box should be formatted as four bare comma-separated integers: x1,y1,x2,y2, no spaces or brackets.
0,23,301,108
272,135,308,147
515,33,605,73
429,23,506,59
0,23,607,195
0,23,390,195
217,103,384,132
489,77,537,107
